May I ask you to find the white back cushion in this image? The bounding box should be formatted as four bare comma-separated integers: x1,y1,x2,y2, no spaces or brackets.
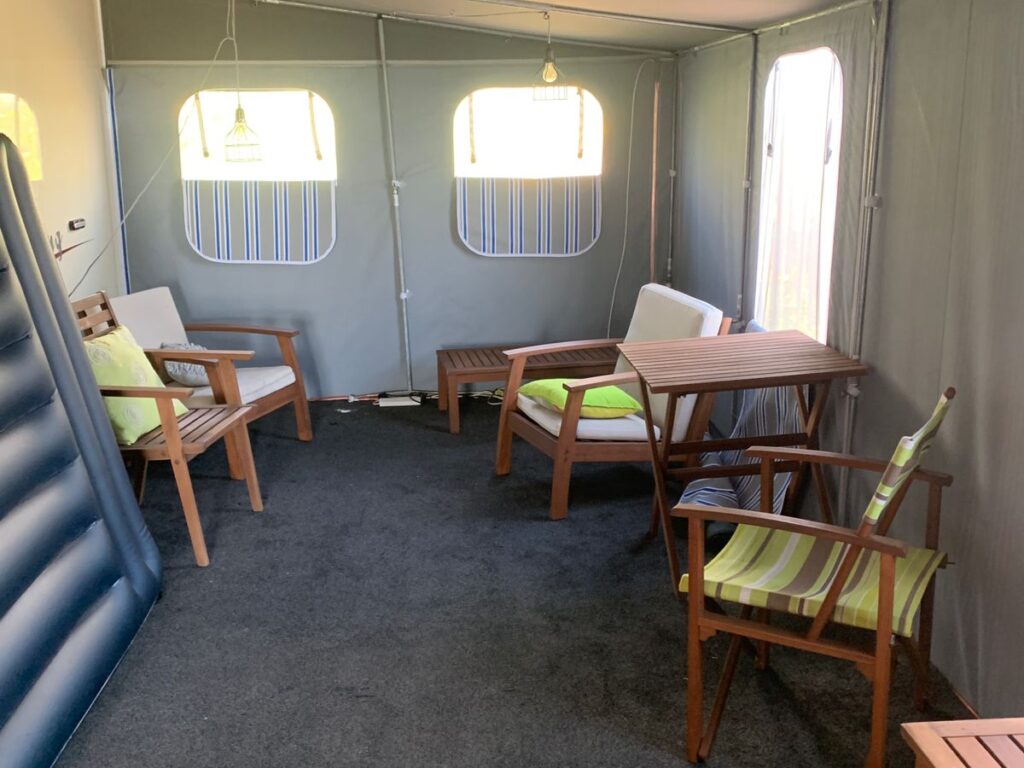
614,284,724,441
109,287,188,348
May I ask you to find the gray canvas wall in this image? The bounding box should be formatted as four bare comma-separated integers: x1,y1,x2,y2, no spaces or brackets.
673,0,1024,717
105,5,676,396
852,0,1024,717
674,37,753,318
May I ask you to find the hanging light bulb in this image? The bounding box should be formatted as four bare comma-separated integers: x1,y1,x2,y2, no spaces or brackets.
223,0,261,162
225,103,261,162
542,46,559,84
541,12,559,84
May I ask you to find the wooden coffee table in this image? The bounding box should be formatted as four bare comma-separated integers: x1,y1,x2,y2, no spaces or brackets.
902,718,1024,767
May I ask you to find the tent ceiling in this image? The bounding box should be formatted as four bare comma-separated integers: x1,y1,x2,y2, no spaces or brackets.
296,0,847,51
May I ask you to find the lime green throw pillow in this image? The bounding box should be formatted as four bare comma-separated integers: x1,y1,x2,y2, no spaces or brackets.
519,378,642,419
84,326,188,445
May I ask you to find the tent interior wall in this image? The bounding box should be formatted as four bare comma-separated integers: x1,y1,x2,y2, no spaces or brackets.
102,0,678,395
674,0,1024,717
3,0,1024,760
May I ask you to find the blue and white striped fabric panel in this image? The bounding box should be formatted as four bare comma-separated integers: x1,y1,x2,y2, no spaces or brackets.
182,180,336,264
456,176,601,257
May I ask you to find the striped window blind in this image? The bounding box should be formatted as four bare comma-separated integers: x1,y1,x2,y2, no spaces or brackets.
182,179,336,264
455,176,601,257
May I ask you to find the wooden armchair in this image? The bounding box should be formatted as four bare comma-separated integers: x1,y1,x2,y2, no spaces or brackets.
109,287,312,443
495,284,729,520
675,389,956,768
73,292,263,567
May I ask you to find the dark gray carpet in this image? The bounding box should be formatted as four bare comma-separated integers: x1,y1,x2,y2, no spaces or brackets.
58,400,968,768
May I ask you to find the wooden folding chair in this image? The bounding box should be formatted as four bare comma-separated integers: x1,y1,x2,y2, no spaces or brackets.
674,388,956,767
73,292,263,567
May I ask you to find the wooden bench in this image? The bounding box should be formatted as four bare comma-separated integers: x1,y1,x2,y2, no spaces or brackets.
436,344,618,434
902,718,1024,767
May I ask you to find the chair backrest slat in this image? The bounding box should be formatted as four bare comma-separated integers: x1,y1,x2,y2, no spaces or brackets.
861,388,956,528
71,291,120,340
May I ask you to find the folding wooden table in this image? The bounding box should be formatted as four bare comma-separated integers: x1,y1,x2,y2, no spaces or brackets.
618,330,869,589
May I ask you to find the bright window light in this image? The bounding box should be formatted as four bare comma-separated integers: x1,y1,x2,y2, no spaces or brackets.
754,47,843,343
453,86,603,179
0,94,42,181
179,89,336,181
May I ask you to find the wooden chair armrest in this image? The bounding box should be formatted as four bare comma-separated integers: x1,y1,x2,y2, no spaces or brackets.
145,348,256,363
563,372,638,392
185,322,299,338
503,338,623,359
99,384,193,399
671,503,909,556
744,446,953,487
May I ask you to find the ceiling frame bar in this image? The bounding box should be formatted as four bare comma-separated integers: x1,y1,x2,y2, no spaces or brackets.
253,0,677,55
471,0,751,34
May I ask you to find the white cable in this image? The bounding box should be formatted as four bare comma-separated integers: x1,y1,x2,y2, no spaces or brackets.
606,58,655,336
69,10,239,296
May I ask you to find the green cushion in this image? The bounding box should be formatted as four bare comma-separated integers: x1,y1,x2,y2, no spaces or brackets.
519,378,642,419
84,326,188,445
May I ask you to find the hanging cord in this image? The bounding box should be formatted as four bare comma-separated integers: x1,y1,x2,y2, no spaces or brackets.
229,0,243,110
577,86,584,159
605,58,655,336
68,0,242,296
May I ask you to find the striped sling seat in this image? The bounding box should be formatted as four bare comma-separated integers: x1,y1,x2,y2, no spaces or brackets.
680,525,946,637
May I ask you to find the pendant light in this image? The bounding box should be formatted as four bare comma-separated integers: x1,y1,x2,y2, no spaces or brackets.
223,0,261,162
541,12,559,84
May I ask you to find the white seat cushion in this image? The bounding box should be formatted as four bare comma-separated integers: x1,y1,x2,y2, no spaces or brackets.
186,365,295,407
517,394,660,442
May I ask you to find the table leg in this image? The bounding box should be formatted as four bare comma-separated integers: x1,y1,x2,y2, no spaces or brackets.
785,382,833,523
638,384,681,593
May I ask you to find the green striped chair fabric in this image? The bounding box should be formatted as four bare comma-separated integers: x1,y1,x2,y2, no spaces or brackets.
681,390,955,637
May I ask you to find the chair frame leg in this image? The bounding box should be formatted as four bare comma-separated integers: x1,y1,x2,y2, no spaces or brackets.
168,452,210,567
698,606,752,760
686,514,706,764
223,430,245,481
231,424,263,512
127,455,149,504
867,554,896,768
293,390,314,442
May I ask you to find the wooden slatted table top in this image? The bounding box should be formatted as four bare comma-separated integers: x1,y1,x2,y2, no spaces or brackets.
438,345,618,375
618,330,868,395
902,718,1024,767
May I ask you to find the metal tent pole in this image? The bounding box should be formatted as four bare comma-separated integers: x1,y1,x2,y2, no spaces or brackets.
377,16,415,393
837,0,892,520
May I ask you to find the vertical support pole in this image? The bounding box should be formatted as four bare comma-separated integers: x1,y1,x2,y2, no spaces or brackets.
838,0,892,521
104,66,130,294
376,16,415,393
665,55,679,286
737,33,758,324
648,75,661,283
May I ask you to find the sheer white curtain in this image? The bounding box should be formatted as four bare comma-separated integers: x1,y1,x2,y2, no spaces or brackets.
753,47,843,342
